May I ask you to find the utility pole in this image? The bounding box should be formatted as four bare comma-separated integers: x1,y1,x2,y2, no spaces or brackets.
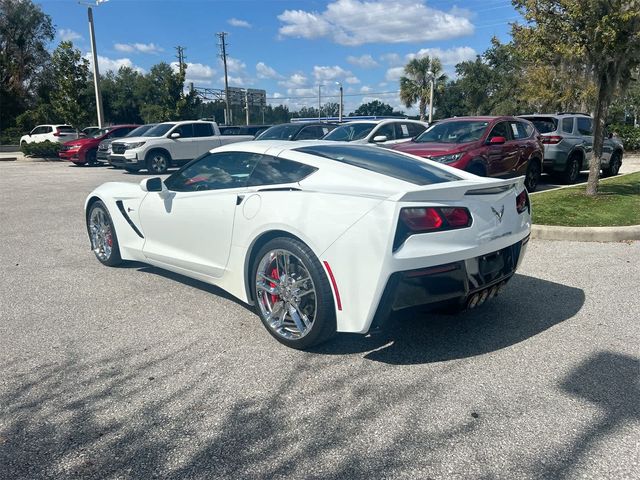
428,70,435,124
244,89,249,125
175,46,187,79
318,85,322,120
87,6,104,128
216,32,231,125
336,82,343,123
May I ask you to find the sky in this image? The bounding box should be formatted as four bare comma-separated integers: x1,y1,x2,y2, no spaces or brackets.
40,0,522,114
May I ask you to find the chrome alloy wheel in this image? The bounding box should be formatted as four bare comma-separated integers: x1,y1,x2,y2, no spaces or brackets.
149,154,167,173
255,249,317,340
89,207,113,261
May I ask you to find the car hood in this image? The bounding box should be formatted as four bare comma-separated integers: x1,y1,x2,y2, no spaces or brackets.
393,141,471,157
112,136,151,144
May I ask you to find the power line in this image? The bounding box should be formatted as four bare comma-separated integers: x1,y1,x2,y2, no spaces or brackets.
266,90,400,100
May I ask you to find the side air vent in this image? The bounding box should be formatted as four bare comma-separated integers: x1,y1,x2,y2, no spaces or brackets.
116,200,144,238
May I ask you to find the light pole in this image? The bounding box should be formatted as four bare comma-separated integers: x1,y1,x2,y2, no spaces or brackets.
80,0,108,129
335,81,343,123
427,70,435,124
317,84,322,120
244,89,250,125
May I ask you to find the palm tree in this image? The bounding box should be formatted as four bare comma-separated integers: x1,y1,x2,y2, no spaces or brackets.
399,56,447,122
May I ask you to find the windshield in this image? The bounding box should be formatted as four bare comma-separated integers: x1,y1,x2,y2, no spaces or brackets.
323,123,376,141
415,120,489,144
255,124,301,140
90,128,112,138
126,124,156,137
144,123,176,137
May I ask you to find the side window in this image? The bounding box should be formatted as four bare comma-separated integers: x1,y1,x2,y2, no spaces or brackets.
510,122,529,140
173,124,194,138
562,117,574,134
296,126,321,140
31,127,43,135
407,123,426,137
110,128,130,138
42,126,53,134
395,123,413,139
248,156,317,186
577,117,593,135
193,123,214,137
488,122,511,141
372,123,395,142
165,152,260,192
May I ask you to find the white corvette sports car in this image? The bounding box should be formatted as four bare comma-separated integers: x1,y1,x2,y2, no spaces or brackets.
85,140,531,349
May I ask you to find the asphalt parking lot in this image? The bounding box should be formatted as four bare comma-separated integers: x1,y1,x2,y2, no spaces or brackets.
0,159,638,480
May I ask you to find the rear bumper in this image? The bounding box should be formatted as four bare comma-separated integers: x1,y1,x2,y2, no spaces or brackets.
370,236,529,331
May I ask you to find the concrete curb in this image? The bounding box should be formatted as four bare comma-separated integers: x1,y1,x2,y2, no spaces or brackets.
532,224,640,242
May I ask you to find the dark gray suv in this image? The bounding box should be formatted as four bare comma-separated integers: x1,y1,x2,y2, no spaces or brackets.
520,113,624,183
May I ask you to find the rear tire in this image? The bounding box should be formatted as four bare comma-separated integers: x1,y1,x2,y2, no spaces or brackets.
560,153,581,184
602,151,622,177
524,159,541,192
251,237,336,349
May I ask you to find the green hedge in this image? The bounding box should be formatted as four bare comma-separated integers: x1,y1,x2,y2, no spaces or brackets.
21,140,62,158
610,124,640,152
0,127,22,145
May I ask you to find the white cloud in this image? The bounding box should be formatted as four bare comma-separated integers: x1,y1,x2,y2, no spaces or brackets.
346,54,378,68
385,66,404,82
380,53,403,66
360,85,374,93
278,73,309,88
85,54,145,74
345,75,360,84
313,65,351,82
225,56,246,74
172,62,216,86
278,0,474,46
114,42,163,54
407,46,477,65
256,62,282,79
58,29,82,42
228,18,252,28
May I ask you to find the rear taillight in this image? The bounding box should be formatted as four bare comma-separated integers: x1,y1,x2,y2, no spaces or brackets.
394,207,472,250
541,135,562,144
516,189,530,214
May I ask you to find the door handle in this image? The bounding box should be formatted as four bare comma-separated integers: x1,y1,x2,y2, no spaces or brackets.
236,195,245,205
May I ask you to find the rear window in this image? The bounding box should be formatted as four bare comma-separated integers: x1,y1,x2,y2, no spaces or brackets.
57,126,76,133
256,124,301,140
323,123,376,141
523,117,558,134
295,145,460,186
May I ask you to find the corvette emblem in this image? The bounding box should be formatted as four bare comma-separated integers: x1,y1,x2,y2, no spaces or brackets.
491,205,505,222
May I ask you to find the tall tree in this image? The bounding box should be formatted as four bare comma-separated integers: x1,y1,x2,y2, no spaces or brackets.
50,41,92,128
0,0,54,131
513,0,640,195
399,56,446,121
352,100,404,116
136,62,184,122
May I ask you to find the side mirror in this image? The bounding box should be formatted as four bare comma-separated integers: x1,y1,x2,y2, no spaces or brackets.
488,136,506,145
140,177,167,195
170,132,181,139
372,135,388,143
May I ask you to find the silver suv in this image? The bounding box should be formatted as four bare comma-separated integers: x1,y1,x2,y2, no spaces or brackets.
520,113,624,183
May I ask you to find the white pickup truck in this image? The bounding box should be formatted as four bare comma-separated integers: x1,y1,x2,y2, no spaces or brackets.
109,120,254,174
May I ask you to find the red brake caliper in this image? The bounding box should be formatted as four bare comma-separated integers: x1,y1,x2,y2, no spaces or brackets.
106,231,113,247
269,267,279,304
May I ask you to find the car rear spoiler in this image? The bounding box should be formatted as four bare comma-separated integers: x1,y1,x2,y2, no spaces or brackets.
392,176,526,202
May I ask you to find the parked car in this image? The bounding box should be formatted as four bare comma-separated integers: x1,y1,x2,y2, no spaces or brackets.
323,119,428,146
219,125,272,137
59,125,139,166
85,141,531,349
255,123,338,141
519,113,624,183
109,120,255,174
97,124,157,165
392,116,544,192
20,125,78,145
81,126,100,137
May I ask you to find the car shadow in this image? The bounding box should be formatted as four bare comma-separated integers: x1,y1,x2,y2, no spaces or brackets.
311,273,585,365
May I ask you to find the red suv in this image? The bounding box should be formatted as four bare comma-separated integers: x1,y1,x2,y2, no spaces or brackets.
392,116,544,191
59,124,139,166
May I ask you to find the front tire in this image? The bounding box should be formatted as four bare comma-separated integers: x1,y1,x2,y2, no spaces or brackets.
85,149,98,166
146,151,170,174
251,237,336,349
87,201,122,267
560,153,581,184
